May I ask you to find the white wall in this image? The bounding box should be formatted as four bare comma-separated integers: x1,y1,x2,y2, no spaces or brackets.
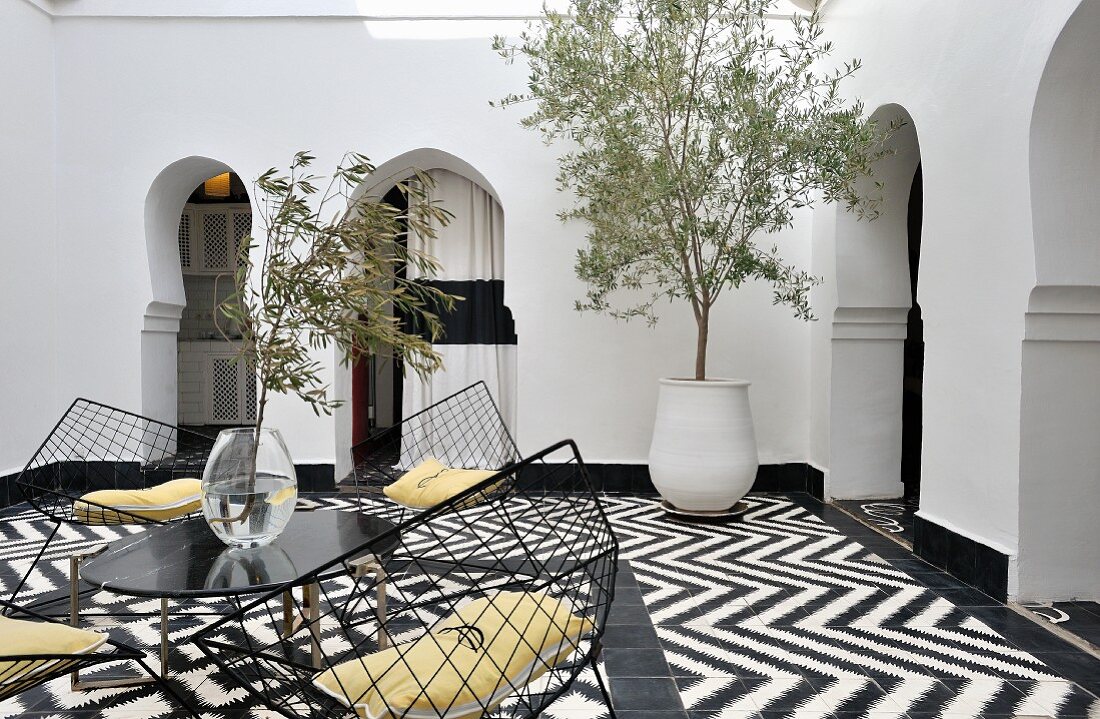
1017,0,1100,602
0,1,58,477
8,0,1100,602
808,199,836,475
38,9,812,472
1019,289,1100,602
809,0,1081,563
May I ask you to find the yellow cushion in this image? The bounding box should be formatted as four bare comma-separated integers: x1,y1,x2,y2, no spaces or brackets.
383,459,497,510
74,477,202,524
313,591,592,719
0,615,107,685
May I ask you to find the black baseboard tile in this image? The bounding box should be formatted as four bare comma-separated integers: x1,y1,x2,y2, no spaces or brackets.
584,464,654,493
567,462,821,497
2,460,817,507
0,464,336,509
913,515,1009,602
753,463,818,494
294,464,336,492
808,466,825,501
0,471,18,509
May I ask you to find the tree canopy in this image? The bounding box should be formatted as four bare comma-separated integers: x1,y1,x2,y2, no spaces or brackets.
496,0,894,378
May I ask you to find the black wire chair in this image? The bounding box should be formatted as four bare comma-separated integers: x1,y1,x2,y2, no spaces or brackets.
10,398,215,607
351,381,521,519
0,597,198,716
196,439,619,719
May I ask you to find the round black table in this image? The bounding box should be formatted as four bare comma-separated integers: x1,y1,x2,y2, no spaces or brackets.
74,510,398,685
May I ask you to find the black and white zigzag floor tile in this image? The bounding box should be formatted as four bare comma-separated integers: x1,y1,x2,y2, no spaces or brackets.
1,494,1098,718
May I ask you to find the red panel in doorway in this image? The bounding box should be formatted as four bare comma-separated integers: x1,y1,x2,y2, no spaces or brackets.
351,352,370,447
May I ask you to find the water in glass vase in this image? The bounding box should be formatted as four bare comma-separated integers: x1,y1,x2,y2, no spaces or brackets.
202,474,297,548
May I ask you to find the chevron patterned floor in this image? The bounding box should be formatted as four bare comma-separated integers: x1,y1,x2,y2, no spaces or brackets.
1,493,1098,718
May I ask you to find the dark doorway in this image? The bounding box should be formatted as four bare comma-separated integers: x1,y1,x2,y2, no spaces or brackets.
351,184,408,445
901,164,924,500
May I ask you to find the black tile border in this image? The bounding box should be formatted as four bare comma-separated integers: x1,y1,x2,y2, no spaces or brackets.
2,460,823,506
554,462,826,499
0,464,337,508
0,470,18,509
913,514,1009,602
294,464,335,492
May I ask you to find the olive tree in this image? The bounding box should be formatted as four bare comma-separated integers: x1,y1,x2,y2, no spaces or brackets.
495,0,894,379
214,151,455,520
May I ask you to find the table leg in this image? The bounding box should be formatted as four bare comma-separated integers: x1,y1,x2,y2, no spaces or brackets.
282,589,294,636
160,598,169,674
70,547,155,691
347,554,388,650
375,565,389,650
69,554,80,631
305,582,321,669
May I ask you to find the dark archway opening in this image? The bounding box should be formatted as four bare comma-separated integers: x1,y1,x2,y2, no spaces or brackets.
901,164,924,501
350,184,407,446
176,172,254,433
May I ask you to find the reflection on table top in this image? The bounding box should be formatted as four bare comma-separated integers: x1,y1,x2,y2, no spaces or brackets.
80,511,397,599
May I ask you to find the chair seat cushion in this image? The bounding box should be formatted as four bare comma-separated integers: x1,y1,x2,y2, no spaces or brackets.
383,458,497,509
313,591,593,719
73,477,202,524
0,615,107,685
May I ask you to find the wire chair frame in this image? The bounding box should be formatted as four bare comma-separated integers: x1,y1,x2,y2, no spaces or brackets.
196,439,619,719
0,597,198,715
351,381,520,513
10,398,216,605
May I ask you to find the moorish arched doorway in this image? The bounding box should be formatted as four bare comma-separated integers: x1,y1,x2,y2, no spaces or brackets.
333,149,517,477
828,104,922,501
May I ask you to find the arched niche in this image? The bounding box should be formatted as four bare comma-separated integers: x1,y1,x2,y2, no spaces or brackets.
1030,0,1100,288
1018,0,1100,601
349,147,504,207
334,148,511,480
142,156,236,424
828,104,921,499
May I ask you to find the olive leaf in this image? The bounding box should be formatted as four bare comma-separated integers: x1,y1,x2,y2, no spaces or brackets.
213,152,456,520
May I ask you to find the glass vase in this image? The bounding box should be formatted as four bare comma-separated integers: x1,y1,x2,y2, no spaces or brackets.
201,427,298,548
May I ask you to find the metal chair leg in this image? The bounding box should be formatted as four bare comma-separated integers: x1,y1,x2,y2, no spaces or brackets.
591,644,618,719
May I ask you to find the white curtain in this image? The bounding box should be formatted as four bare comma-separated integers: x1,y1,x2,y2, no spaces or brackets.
403,169,518,444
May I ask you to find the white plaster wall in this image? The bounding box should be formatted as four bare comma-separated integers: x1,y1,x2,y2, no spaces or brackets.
45,11,811,470
0,1,59,477
1030,0,1100,288
1018,288,1100,602
809,0,1080,555
1016,0,1100,601
826,106,918,501
808,200,836,479
8,0,1093,588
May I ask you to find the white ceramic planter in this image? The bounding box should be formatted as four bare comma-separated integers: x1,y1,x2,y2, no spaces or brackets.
648,378,759,511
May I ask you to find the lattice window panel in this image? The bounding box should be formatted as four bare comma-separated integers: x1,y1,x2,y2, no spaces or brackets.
232,211,251,268
203,213,229,270
211,357,240,422
244,361,257,422
178,212,193,269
